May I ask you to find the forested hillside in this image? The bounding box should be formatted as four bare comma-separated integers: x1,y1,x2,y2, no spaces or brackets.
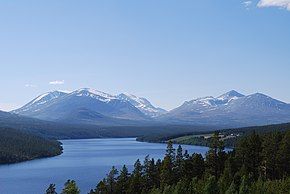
0,128,63,164
137,122,290,148
47,130,290,194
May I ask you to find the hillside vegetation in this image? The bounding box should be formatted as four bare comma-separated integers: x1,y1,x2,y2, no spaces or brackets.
137,122,290,148
0,128,63,164
48,130,290,194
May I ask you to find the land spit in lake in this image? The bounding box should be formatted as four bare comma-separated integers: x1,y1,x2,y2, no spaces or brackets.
0,138,219,194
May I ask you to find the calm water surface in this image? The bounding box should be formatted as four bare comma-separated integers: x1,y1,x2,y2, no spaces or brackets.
0,138,212,194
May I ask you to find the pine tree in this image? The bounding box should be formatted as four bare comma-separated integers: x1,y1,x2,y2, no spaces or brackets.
117,165,130,194
235,131,262,180
203,176,219,194
128,159,143,194
95,179,108,194
175,145,184,181
262,132,282,179
61,180,80,194
205,131,225,181
165,141,175,163
192,153,205,179
218,160,232,194
106,166,118,194
142,155,152,191
155,159,162,188
277,131,290,178
148,158,158,189
160,141,175,187
239,175,249,194
225,181,238,194
46,184,57,194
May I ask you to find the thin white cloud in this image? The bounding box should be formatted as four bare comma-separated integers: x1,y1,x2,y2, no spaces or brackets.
25,84,37,88
49,80,65,85
244,0,253,8
257,0,290,10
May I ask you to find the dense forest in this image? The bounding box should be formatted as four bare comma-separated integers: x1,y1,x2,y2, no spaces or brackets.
137,122,290,148
47,130,290,194
137,133,238,148
0,128,63,164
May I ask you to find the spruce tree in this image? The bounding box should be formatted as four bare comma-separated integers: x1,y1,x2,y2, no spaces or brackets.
160,141,175,187
117,165,130,194
128,159,143,194
61,180,80,194
175,145,184,181
192,153,205,179
205,131,225,181
95,179,108,194
277,131,290,178
203,176,219,194
46,184,57,194
106,166,118,194
239,175,249,194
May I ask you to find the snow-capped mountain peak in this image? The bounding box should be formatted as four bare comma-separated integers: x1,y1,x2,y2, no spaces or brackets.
27,90,68,106
117,93,167,117
217,90,245,101
71,88,117,102
187,96,216,106
13,90,68,114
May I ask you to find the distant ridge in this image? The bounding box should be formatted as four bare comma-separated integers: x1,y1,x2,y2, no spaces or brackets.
11,89,290,127
160,90,290,127
12,88,166,125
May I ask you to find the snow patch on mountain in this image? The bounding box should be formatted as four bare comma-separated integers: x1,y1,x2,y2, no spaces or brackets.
14,91,68,113
117,93,167,117
71,88,117,103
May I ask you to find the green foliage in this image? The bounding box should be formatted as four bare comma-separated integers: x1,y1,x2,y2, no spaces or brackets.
203,176,219,194
107,166,118,194
235,131,263,180
205,131,226,181
239,175,250,194
49,129,290,194
160,141,175,187
0,128,62,164
116,165,130,194
128,159,143,194
46,184,57,194
61,180,80,194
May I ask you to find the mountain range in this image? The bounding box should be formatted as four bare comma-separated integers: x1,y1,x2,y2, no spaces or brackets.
10,89,290,127
160,90,290,127
12,88,166,125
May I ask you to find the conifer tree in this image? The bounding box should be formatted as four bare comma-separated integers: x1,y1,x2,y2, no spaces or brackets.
106,166,118,194
160,141,175,187
175,145,184,180
117,165,129,194
46,184,57,194
128,159,143,194
205,131,225,181
192,153,205,179
61,180,80,194
277,131,290,178
203,176,219,194
239,175,249,194
95,179,108,194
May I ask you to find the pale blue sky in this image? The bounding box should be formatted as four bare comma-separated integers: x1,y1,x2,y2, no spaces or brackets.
0,0,290,111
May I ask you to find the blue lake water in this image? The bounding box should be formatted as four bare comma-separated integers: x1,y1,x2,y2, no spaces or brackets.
0,138,213,194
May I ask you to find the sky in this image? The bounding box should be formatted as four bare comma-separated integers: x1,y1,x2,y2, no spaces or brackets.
0,0,290,111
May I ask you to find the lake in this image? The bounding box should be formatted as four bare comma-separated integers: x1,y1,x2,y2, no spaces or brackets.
0,138,212,194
